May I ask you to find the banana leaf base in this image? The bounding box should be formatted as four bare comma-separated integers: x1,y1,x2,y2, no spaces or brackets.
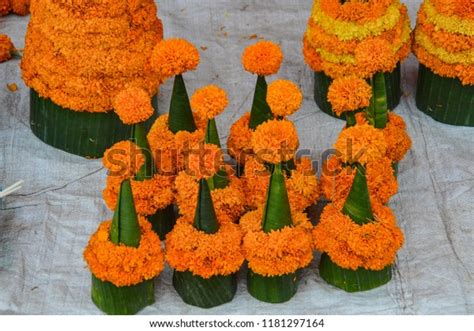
319,253,392,293
416,64,474,127
173,271,237,308
247,269,298,304
30,89,158,159
91,275,155,315
314,64,401,120
148,204,177,240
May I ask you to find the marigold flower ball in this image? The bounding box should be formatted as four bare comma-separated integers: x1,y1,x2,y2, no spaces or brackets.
190,85,228,119
242,40,284,76
151,38,200,79
0,34,14,63
251,119,299,165
11,0,30,16
113,87,154,125
267,79,303,117
103,140,145,178
187,143,223,179
327,76,372,116
355,38,397,77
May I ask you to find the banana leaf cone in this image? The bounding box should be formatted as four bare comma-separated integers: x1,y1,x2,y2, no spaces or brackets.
91,180,155,315
249,75,274,129
168,74,197,133
30,89,158,159
205,119,230,190
319,165,392,292
313,64,401,120
247,163,298,303
173,179,237,308
416,64,474,127
132,123,176,240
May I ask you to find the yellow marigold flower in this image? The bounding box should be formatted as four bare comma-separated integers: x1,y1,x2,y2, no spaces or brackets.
190,85,228,119
151,38,200,79
327,76,372,116
0,34,14,63
355,37,397,76
334,124,387,166
431,0,474,21
113,87,154,125
186,143,223,179
242,40,284,76
251,119,299,164
267,79,303,117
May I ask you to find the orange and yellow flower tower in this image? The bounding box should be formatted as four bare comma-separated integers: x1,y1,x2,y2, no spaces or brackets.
21,0,164,157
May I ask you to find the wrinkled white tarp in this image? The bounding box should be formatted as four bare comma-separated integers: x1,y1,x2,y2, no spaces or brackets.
0,0,472,315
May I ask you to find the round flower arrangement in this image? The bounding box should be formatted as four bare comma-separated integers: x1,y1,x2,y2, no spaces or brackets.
242,40,284,76
1,0,30,17
413,0,474,126
151,38,200,79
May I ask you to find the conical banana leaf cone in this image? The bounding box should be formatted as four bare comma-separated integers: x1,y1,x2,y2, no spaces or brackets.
173,179,237,308
91,180,155,314
249,76,274,129
247,163,298,303
319,166,393,292
168,74,197,133
313,64,401,120
416,64,474,127
30,89,158,159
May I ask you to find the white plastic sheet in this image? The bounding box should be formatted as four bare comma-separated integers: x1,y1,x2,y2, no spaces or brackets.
0,0,472,314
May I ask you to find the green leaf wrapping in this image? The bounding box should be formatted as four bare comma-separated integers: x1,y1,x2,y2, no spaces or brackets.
133,123,155,181
262,163,292,233
193,179,219,234
416,64,474,127
319,164,392,292
110,180,141,247
205,118,221,147
207,168,230,191
91,275,154,315
249,76,274,129
29,89,158,158
147,204,177,241
173,271,237,309
169,74,197,133
313,64,401,120
247,270,298,304
367,72,388,129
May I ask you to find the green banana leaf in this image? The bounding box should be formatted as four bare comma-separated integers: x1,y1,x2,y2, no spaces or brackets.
247,270,298,304
207,168,230,191
205,118,221,147
193,179,219,234
249,76,274,129
342,164,374,225
132,123,155,181
168,74,197,133
147,204,177,241
366,72,388,129
416,64,474,127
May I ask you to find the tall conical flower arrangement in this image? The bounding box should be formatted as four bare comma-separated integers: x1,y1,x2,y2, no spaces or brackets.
241,80,320,212
227,40,284,166
84,176,165,314
147,38,207,176
174,85,246,222
102,88,175,240
413,0,474,126
21,0,163,157
165,143,244,308
240,120,314,303
302,0,411,119
314,79,405,292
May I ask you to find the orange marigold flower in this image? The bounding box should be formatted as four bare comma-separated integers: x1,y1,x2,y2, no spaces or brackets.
84,217,165,287
241,208,314,277
113,87,154,125
327,76,372,116
242,40,284,76
102,141,145,178
165,220,244,279
303,36,323,72
313,203,404,271
0,34,14,63
186,143,223,179
151,38,200,79
355,37,398,77
103,174,174,216
431,0,474,20
334,124,387,165
320,0,393,24
11,0,30,16
174,170,245,222
320,155,398,208
0,0,10,16
227,112,254,165
190,85,229,119
267,79,303,117
252,119,299,164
